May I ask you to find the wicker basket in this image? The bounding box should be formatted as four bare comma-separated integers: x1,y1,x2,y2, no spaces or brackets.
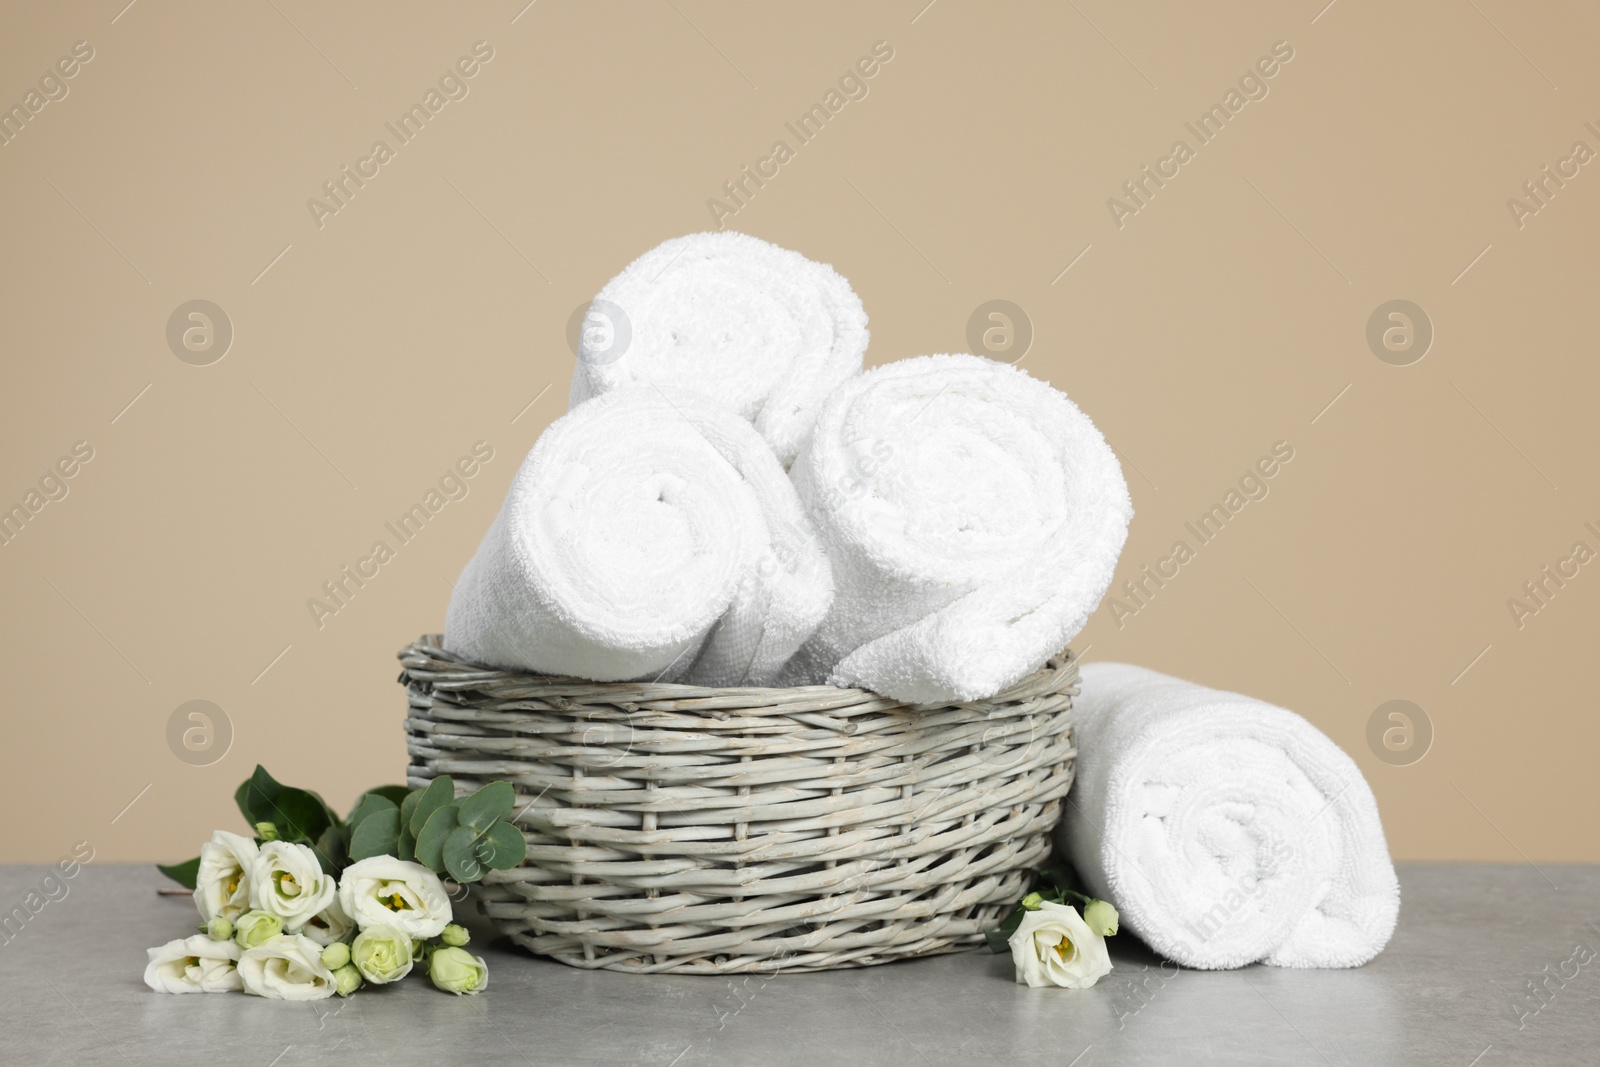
399,636,1077,974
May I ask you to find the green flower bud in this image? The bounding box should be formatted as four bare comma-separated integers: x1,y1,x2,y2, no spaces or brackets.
333,963,363,997
233,910,283,949
254,821,280,842
428,946,488,995
1020,892,1044,910
205,917,234,941
440,924,470,947
1082,899,1119,937
320,941,351,970
352,925,414,985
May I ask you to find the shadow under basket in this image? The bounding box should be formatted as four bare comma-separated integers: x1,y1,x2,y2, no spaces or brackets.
399,636,1078,975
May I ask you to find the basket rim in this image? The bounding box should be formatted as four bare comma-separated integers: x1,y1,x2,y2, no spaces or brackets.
400,633,1077,710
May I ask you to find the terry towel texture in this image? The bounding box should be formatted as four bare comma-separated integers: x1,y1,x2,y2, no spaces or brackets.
569,231,868,467
1054,662,1401,969
444,386,833,687
779,353,1133,704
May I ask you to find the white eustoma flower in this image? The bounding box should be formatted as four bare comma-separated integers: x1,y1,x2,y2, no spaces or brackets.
232,910,283,949
1009,900,1113,989
338,856,453,940
248,841,337,931
194,830,258,923
144,934,242,994
351,924,413,985
1082,898,1119,936
428,946,488,995
300,893,355,947
237,933,336,1001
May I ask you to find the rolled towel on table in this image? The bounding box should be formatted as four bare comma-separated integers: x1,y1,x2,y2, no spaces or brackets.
1055,663,1400,969
444,386,833,686
780,353,1133,703
570,231,868,467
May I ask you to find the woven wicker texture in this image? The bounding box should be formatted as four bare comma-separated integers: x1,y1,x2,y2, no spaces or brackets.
400,636,1077,974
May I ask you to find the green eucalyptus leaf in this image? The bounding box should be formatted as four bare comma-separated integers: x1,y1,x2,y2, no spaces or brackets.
348,807,402,861
399,788,423,835
474,820,526,870
346,792,397,831
157,856,201,890
984,929,1012,954
458,781,515,832
396,824,416,862
413,804,460,871
442,824,484,883
409,776,455,837
362,785,411,809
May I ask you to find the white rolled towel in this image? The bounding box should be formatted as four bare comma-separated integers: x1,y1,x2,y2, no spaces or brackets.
569,231,868,467
780,353,1133,703
1055,663,1401,969
444,386,833,686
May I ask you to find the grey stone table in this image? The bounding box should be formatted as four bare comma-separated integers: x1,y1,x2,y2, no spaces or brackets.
1,865,1595,1066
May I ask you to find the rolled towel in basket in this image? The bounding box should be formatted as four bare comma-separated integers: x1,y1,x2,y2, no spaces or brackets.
1054,663,1401,969
444,386,833,686
780,353,1132,703
569,231,868,467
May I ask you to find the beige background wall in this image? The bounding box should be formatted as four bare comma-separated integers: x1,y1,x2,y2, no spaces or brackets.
2,1,1595,866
